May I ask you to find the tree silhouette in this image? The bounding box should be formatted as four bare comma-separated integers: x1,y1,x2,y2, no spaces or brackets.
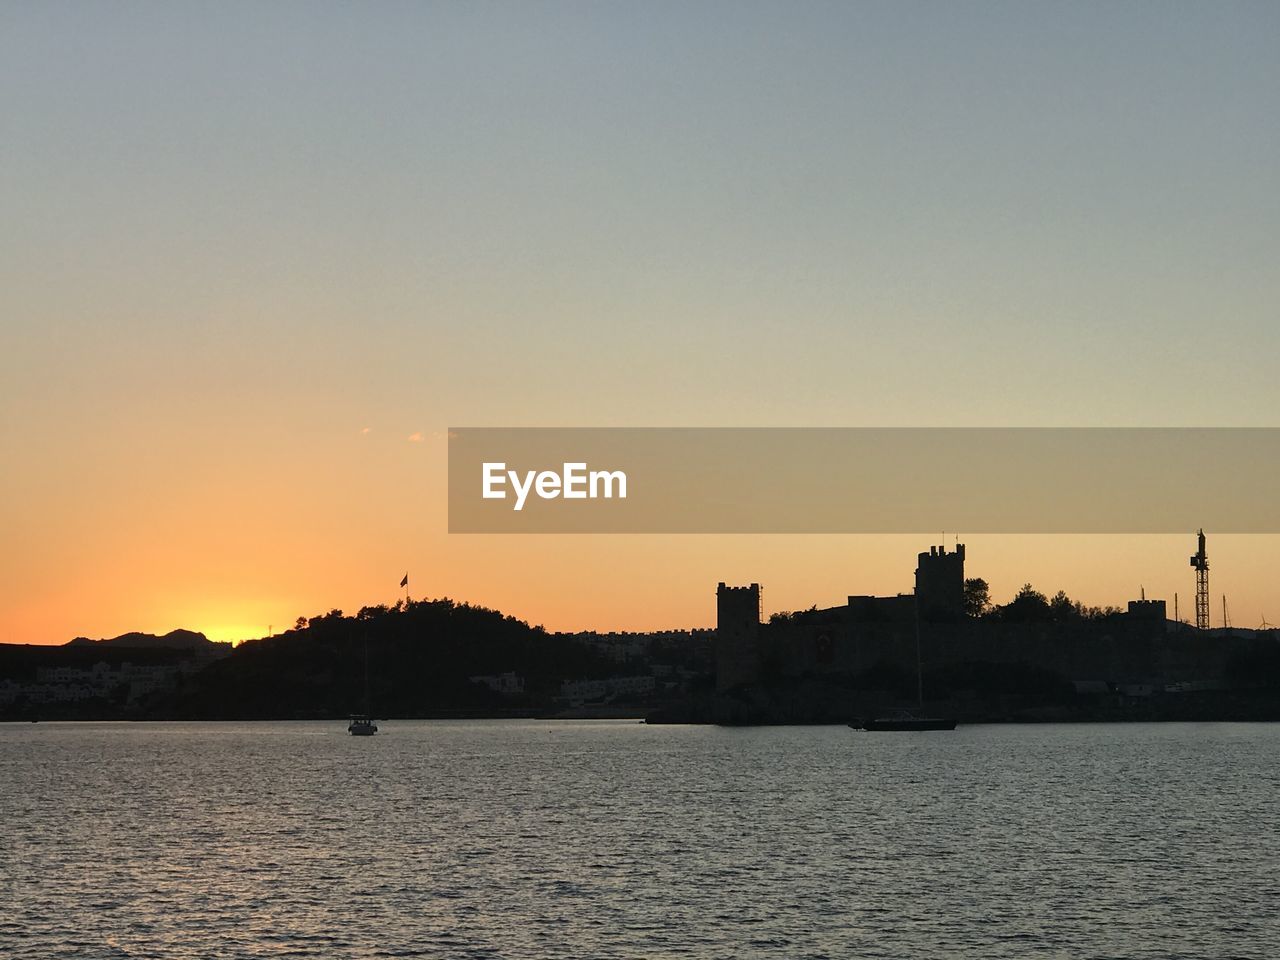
1050,590,1078,621
963,578,990,618
1000,584,1052,623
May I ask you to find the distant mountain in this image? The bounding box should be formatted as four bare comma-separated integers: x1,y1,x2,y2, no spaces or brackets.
65,629,220,650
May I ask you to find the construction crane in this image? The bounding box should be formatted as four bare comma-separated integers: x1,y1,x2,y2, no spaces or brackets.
1190,529,1210,631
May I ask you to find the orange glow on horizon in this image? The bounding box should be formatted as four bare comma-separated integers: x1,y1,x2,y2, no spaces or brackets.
7,525,1279,645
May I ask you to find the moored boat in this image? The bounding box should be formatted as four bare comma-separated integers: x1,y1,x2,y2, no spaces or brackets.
861,713,956,731
849,596,957,732
348,634,378,735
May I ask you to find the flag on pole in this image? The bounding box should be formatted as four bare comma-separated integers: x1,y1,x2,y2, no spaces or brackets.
400,573,409,588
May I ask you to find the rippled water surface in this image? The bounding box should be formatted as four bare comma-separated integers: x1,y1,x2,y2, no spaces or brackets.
3,720,1279,958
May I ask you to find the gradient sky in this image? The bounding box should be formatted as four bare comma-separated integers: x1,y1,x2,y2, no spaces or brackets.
3,2,1279,644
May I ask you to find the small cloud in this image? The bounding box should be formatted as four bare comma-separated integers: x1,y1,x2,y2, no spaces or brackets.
407,432,424,443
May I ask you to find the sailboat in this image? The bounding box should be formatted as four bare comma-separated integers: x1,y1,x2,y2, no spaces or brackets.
861,713,956,732
851,596,957,732
348,636,378,736
348,714,377,736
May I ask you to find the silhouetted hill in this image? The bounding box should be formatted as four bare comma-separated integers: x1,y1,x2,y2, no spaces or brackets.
149,598,616,720
65,629,219,650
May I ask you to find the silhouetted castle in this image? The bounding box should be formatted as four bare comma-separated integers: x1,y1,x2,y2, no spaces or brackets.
715,543,1235,696
717,543,969,692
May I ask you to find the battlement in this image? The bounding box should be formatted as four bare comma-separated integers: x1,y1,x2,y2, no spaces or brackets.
915,543,965,620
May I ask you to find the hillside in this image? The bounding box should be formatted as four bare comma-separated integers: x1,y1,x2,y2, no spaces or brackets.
150,598,616,719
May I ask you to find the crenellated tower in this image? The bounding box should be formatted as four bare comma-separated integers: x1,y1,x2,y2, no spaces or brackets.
915,543,965,621
715,582,761,692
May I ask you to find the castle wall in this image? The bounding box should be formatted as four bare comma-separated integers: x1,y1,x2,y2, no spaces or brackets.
752,616,1237,688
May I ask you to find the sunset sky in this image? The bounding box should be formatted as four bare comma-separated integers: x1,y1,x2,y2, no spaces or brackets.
3,3,1278,644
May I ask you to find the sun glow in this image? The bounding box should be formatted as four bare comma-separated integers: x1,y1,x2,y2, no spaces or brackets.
200,624,271,646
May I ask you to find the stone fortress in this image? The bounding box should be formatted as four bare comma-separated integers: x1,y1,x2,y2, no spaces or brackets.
714,543,1241,697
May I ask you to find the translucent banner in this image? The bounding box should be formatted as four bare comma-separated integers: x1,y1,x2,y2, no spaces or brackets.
447,428,1280,533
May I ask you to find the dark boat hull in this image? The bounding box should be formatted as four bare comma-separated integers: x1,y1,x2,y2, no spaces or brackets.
862,717,956,731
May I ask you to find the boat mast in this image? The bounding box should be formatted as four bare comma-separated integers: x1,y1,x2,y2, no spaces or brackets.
915,594,923,707
363,634,370,715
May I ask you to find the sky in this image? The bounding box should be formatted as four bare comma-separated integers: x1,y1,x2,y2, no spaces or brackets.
3,2,1278,644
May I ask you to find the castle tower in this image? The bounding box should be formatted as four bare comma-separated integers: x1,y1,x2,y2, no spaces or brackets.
915,544,965,621
716,582,761,692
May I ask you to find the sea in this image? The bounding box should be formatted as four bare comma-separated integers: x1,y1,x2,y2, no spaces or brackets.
2,720,1277,959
